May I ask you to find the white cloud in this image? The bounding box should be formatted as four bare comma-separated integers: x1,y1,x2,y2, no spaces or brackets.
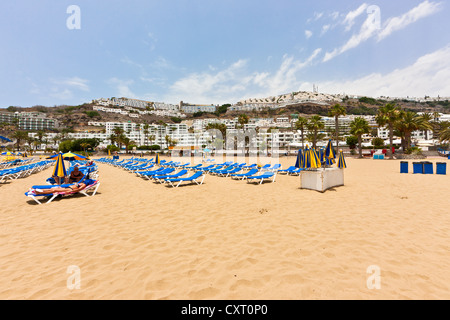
323,1,442,62
166,50,322,104
378,0,442,41
343,3,368,31
330,11,340,20
305,30,313,39
59,77,90,92
50,88,73,100
307,12,324,23
324,12,379,62
306,45,450,97
108,78,137,98
321,24,331,35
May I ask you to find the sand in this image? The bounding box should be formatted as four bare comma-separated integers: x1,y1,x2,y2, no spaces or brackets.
0,156,449,299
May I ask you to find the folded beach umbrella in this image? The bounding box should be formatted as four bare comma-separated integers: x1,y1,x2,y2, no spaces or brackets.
310,148,322,169
52,152,67,179
155,153,160,165
337,150,347,169
324,139,336,165
302,146,311,169
294,149,303,168
108,149,111,158
318,148,325,164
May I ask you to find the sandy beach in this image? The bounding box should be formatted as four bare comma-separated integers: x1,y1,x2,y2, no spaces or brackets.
1,156,449,299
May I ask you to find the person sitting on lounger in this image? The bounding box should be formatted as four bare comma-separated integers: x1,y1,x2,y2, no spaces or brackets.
66,166,84,183
33,182,87,195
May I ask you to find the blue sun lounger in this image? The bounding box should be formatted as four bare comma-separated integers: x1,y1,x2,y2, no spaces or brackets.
153,169,188,183
142,167,175,179
185,164,202,170
216,167,242,177
261,164,281,172
278,166,296,174
136,167,165,177
290,168,303,175
25,179,100,204
246,172,276,184
165,171,205,187
230,168,259,180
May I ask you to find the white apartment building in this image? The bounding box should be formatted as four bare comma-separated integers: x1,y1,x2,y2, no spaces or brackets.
181,105,217,113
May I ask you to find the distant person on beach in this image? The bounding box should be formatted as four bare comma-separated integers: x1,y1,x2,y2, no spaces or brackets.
32,182,87,195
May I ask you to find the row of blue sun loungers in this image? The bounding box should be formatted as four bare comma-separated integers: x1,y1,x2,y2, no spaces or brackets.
0,160,54,183
0,158,35,169
96,157,304,186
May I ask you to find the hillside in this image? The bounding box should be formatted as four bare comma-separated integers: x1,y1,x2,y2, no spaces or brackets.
2,94,449,134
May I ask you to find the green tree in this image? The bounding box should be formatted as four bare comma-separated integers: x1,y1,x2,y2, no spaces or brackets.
419,112,433,140
295,116,308,150
439,127,450,143
59,140,73,153
328,104,347,150
237,114,249,129
216,104,230,115
346,136,358,149
350,117,370,158
371,137,385,148
205,123,227,140
36,130,46,150
11,130,29,152
143,123,150,146
306,115,325,150
395,111,429,150
375,103,401,158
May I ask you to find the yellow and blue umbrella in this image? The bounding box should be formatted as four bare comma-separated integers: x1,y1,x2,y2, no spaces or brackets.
302,145,322,169
52,152,67,179
310,148,322,169
338,150,347,169
155,153,160,165
324,139,336,165
1,151,15,161
47,152,88,161
108,149,111,159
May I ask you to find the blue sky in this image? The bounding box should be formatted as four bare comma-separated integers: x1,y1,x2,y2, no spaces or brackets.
1,0,449,107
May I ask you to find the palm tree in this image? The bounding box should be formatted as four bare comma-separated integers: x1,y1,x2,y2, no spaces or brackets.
419,112,433,140
431,111,442,139
328,104,346,149
25,135,35,154
237,114,249,129
395,111,428,150
116,133,126,150
295,116,308,150
11,130,29,152
80,142,91,155
36,130,46,150
143,123,149,146
121,137,135,154
350,117,370,158
148,134,155,146
439,126,450,143
375,103,401,158
306,115,325,150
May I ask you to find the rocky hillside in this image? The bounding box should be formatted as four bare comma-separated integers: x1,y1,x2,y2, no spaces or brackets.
2,94,449,133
